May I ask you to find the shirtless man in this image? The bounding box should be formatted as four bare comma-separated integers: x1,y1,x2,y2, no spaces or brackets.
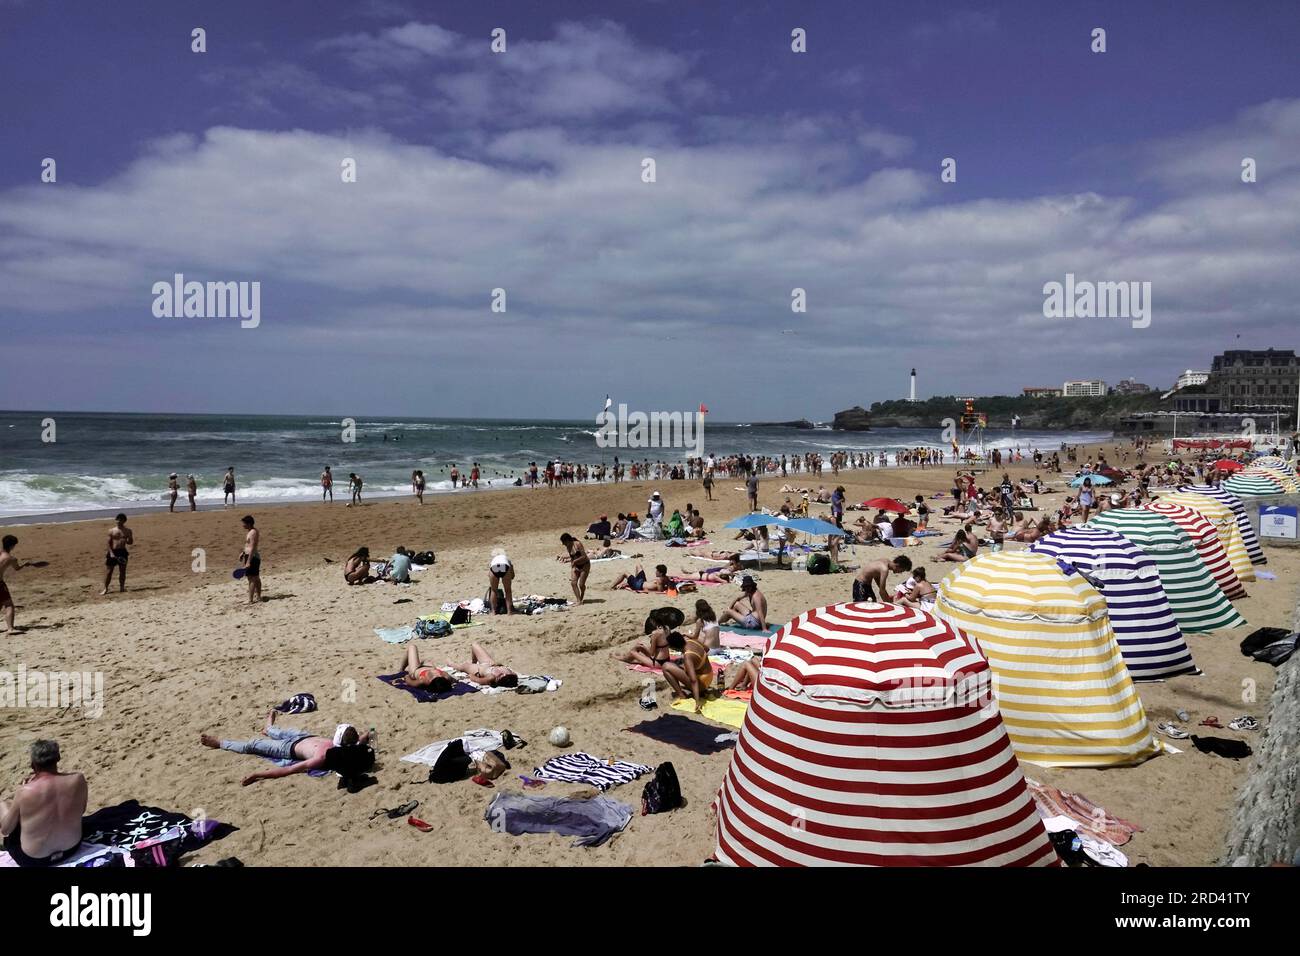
718,576,767,630
0,740,88,867
348,472,363,506
451,643,518,687
222,467,236,506
200,712,373,787
987,508,1007,553
611,563,674,592
186,474,198,511
100,513,134,595
1,535,25,633
240,514,262,603
321,466,334,502
167,472,179,512
853,555,911,603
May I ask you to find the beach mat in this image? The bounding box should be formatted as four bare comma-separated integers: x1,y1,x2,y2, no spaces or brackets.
719,625,780,649
376,672,478,703
671,695,748,728
625,661,725,678
590,554,632,563
625,714,737,754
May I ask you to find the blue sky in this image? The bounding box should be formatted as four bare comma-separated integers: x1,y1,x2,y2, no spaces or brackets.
1,0,1298,420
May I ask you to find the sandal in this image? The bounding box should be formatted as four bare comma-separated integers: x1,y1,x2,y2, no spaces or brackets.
471,773,495,788
1156,721,1189,740
1199,716,1223,729
370,800,419,820
1228,716,1259,732
407,816,434,833
519,775,547,790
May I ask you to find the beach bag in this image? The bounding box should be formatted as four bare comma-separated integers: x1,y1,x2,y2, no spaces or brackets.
413,550,436,565
415,618,452,638
806,552,831,575
641,762,682,815
130,830,187,868
449,605,471,626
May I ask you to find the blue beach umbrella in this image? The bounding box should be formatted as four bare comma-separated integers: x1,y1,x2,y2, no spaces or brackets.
723,513,784,530
782,516,851,537
1070,474,1112,487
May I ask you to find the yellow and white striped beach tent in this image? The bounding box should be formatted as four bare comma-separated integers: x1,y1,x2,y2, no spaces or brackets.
1158,492,1255,584
1245,466,1300,492
934,550,1160,769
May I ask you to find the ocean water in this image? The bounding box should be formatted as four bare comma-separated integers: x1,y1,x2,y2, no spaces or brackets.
0,411,1112,518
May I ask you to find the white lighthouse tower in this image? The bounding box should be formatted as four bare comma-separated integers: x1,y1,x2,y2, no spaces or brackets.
909,368,917,402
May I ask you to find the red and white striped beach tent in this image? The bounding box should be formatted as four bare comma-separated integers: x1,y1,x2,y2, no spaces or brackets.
713,602,1059,867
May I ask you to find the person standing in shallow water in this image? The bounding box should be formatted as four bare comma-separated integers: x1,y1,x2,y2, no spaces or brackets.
187,474,197,511
222,467,236,506
321,466,333,502
167,473,179,512
411,469,425,505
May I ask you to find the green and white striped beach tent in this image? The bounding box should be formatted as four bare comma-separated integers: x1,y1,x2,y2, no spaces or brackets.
1086,508,1244,633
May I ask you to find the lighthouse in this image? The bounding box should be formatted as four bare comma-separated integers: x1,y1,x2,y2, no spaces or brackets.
909,368,917,402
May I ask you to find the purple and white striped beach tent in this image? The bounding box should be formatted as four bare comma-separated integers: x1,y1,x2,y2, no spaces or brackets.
1032,526,1197,680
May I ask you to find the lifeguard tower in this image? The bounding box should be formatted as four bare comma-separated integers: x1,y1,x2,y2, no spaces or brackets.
957,397,988,463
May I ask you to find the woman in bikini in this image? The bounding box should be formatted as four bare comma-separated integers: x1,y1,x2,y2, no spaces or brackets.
661,630,714,713
680,555,743,583
397,644,453,692
684,599,720,650
558,533,590,604
344,547,371,584
613,625,674,668
451,643,518,688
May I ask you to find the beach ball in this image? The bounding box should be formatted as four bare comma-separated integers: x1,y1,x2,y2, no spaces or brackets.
548,726,571,747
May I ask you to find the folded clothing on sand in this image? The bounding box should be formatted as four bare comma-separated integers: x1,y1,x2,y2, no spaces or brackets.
1026,780,1141,847
625,714,737,754
671,695,748,728
274,693,317,715
484,793,633,847
531,752,651,791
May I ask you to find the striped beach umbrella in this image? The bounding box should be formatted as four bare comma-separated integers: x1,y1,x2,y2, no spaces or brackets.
1177,484,1266,566
933,551,1160,769
1087,508,1245,632
1142,500,1245,599
1158,493,1255,583
1031,527,1196,680
1245,466,1300,492
712,602,1058,866
1251,455,1291,470
1222,472,1286,497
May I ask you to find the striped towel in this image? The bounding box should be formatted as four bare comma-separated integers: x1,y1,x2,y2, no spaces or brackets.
274,693,317,715
531,752,651,791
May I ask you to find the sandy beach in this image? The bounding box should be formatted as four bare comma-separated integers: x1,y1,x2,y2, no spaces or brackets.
2,443,1292,867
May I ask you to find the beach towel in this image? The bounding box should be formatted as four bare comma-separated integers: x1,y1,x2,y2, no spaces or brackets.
671,576,726,587
719,625,780,648
484,793,633,847
625,660,725,678
590,553,632,563
722,688,753,702
274,693,317,715
1026,780,1141,847
442,668,562,696
531,752,652,791
376,672,477,703
624,714,737,754
671,695,748,728
375,612,481,644
402,729,508,767
0,801,236,868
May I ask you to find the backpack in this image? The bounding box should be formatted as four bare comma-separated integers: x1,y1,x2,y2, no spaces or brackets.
415,617,452,638
806,552,831,575
641,761,683,815
413,550,436,565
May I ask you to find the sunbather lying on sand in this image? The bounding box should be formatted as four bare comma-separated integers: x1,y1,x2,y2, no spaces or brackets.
200,712,374,787
679,555,744,582
451,642,518,687
395,644,453,691
612,563,691,592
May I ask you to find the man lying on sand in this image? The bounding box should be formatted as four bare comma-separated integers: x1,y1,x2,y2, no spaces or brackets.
0,740,87,868
451,643,518,688
612,563,678,592
200,712,374,787
717,576,767,630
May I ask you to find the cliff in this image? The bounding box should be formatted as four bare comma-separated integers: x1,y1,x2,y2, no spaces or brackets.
831,406,872,431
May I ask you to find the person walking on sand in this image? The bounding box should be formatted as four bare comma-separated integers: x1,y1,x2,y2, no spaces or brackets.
411,469,425,505
348,472,363,507
240,514,262,603
186,474,197,511
167,473,179,512
222,467,236,506
746,471,759,512
1,535,27,634
558,533,590,604
321,466,334,502
99,513,133,596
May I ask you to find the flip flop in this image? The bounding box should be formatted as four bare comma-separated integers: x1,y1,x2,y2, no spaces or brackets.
1228,716,1259,732
372,800,418,820
407,816,434,832
518,775,546,790
471,774,494,788
1199,716,1223,729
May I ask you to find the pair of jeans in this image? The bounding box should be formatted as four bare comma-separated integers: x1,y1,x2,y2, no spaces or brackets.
220,724,310,761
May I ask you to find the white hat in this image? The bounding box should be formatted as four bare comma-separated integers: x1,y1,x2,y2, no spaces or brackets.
651,491,661,497
332,723,356,746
